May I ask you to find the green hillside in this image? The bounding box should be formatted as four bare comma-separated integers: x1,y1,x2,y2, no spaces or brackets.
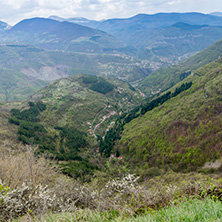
0,44,150,101
31,74,143,135
8,74,144,179
0,102,20,146
139,39,222,96
117,57,222,173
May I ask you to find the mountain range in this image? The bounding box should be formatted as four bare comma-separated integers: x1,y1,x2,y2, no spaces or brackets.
5,36,222,175
1,17,135,55
1,12,222,65
49,12,222,61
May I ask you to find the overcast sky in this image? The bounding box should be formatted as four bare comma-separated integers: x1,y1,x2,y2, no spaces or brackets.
1,0,222,25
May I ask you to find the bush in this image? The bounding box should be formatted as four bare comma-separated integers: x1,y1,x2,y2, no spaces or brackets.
0,183,58,221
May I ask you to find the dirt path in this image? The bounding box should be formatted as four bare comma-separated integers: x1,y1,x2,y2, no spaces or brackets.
92,110,117,137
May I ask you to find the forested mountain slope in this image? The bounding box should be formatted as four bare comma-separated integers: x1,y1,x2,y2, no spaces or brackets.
117,58,222,172
7,74,143,178
139,39,222,96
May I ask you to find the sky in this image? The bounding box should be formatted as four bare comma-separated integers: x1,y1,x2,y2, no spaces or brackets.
0,0,222,25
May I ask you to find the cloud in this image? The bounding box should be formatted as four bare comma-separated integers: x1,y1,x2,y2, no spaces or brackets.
0,0,222,25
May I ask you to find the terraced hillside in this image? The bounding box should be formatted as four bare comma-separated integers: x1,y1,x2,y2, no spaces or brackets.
117,57,222,172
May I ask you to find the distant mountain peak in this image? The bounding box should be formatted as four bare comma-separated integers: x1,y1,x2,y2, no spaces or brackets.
210,12,222,17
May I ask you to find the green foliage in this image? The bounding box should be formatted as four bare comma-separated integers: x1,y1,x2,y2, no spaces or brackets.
128,83,136,92
8,101,95,180
89,77,115,94
99,82,192,157
119,59,222,173
180,71,191,81
82,75,98,84
82,75,115,94
172,82,192,97
36,101,47,111
60,160,98,182
10,101,43,122
55,126,87,160
8,117,20,125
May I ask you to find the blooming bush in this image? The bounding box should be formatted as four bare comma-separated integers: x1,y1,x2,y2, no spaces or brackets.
0,182,58,221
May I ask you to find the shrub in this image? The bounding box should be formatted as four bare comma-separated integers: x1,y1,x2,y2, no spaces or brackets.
0,183,57,221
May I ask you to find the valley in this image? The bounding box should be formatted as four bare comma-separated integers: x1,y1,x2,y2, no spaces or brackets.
1,11,222,221
0,44,151,101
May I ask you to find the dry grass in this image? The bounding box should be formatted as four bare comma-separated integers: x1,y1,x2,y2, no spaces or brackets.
0,142,59,189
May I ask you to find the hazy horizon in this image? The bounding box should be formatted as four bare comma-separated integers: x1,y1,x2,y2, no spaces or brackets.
1,0,222,26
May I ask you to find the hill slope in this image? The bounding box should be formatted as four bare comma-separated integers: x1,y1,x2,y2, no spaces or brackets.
7,74,144,178
31,74,143,136
117,58,222,172
1,17,135,55
0,102,19,145
0,44,150,101
139,39,222,96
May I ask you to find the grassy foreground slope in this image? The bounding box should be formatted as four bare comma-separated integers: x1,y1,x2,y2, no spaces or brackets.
118,58,222,172
40,198,222,222
139,39,222,96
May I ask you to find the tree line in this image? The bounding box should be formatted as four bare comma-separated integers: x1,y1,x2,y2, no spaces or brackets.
99,81,193,157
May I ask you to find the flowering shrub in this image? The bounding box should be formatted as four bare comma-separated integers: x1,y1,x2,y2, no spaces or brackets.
105,174,140,195
0,182,58,221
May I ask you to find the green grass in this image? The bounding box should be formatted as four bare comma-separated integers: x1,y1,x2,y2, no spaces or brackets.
130,198,222,222
27,198,222,222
